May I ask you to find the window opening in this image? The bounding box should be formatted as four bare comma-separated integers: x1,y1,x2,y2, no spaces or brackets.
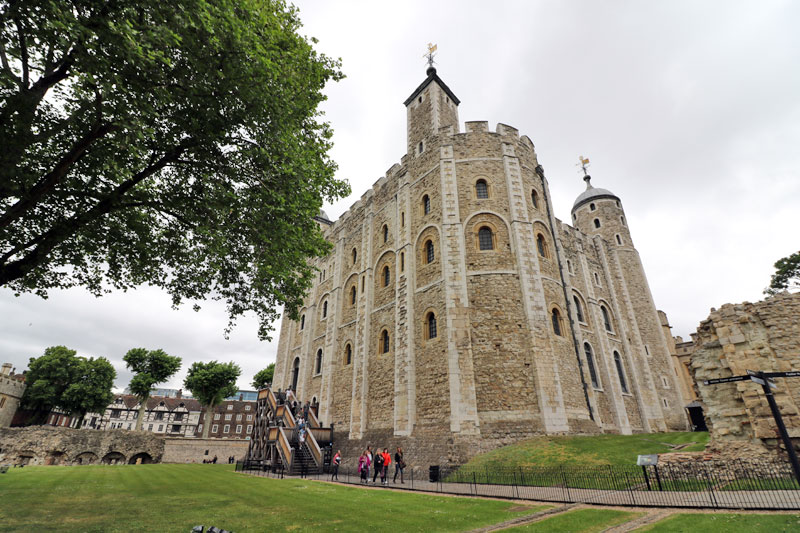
427,312,437,339
400,252,405,272
423,195,430,215
426,240,434,263
536,234,546,257
478,227,493,250
594,218,601,228
383,225,388,243
315,349,322,374
551,308,563,336
352,248,357,265
351,286,357,305
476,179,489,199
573,296,585,322
590,203,596,211
614,352,628,393
345,344,352,365
383,265,390,287
584,343,599,388
615,234,622,245
381,330,390,354
531,190,539,209
601,306,612,332
322,300,328,318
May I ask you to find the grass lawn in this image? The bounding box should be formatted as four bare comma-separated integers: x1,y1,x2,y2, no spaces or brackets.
639,512,800,532
504,508,642,532
460,432,709,469
0,464,547,532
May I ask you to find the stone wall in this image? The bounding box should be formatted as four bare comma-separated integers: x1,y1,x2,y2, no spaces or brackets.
162,437,249,464
0,426,164,465
690,293,800,458
0,364,25,428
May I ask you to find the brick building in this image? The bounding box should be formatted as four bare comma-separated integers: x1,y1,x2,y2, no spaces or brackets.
269,66,689,464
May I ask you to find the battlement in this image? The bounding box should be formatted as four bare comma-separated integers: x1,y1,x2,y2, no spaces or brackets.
0,374,26,397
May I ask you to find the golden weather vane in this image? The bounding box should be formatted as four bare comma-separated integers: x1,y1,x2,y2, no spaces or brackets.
576,155,590,177
423,43,438,68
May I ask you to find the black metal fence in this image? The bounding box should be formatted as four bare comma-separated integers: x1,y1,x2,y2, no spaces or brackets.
235,459,800,510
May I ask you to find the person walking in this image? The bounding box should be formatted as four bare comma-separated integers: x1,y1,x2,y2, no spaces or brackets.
380,448,391,486
393,447,405,484
372,447,383,484
358,451,370,484
331,450,341,481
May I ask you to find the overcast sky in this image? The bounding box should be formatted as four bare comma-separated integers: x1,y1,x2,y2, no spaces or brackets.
1,0,798,392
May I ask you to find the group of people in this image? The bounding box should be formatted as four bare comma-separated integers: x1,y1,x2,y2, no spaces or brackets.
355,446,406,485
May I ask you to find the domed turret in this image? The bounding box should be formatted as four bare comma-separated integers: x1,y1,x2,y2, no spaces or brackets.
571,175,631,248
572,175,620,212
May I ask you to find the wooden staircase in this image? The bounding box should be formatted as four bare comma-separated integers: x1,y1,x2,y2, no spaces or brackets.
244,387,334,475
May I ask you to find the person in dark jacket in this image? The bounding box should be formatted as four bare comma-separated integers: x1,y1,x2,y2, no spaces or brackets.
393,447,405,483
372,447,383,483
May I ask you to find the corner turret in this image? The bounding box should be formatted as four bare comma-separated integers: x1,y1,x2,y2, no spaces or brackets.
572,175,632,248
404,66,460,156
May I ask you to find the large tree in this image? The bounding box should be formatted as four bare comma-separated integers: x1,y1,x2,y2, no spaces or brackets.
251,362,274,389
765,251,800,295
183,360,240,438
0,0,348,340
22,345,115,424
123,347,181,430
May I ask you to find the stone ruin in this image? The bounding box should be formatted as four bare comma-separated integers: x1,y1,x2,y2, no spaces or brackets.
690,292,800,460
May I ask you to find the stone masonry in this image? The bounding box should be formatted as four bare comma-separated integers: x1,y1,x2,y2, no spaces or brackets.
272,66,688,469
690,292,800,459
0,363,25,428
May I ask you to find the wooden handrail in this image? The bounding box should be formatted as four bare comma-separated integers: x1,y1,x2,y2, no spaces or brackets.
309,427,332,444
277,427,293,469
307,408,321,428
304,426,322,467
266,388,277,412
267,427,278,441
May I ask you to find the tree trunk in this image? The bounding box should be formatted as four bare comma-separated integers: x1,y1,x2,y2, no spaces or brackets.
135,399,147,431
203,407,212,439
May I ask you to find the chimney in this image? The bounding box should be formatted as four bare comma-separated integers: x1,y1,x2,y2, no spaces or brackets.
176,389,182,399
1,362,11,376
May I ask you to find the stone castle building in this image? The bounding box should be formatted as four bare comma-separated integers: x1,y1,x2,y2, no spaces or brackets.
0,362,25,428
272,67,687,463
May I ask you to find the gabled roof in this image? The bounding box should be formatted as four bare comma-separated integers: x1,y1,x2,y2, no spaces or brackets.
403,67,461,106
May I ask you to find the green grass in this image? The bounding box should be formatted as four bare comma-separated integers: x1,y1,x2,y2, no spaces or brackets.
0,464,546,532
505,509,642,532
639,512,800,532
460,432,708,470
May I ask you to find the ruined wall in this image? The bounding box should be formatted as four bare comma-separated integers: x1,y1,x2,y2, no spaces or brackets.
0,426,164,465
691,293,800,458
162,437,249,464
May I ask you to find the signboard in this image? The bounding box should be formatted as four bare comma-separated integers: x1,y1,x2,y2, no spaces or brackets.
764,371,800,379
637,454,659,466
703,376,749,385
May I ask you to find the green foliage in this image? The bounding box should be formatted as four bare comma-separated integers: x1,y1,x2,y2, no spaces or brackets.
0,0,349,340
123,348,181,400
22,346,115,419
0,464,544,532
251,362,274,389
460,432,709,468
765,251,800,295
183,360,240,409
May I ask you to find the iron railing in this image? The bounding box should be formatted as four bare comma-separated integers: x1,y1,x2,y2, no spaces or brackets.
234,459,800,510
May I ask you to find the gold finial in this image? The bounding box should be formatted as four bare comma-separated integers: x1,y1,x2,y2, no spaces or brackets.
423,43,438,69
577,156,590,176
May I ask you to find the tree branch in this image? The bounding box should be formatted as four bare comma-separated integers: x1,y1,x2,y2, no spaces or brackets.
0,122,116,230
14,16,28,87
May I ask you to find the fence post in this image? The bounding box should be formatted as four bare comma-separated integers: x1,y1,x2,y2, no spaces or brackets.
513,471,519,499
473,471,477,496
622,470,636,506
653,465,663,491
642,466,651,491
560,466,571,502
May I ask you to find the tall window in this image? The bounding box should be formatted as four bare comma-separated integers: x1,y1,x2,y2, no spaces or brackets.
352,248,357,265
536,234,547,257
315,349,323,374
427,312,437,339
531,190,539,209
584,343,599,388
573,296,584,322
425,240,434,263
476,179,489,199
551,308,563,336
345,344,352,365
594,218,601,228
400,252,405,271
350,286,357,305
383,265,390,287
322,301,328,318
478,226,493,250
423,195,430,215
614,351,628,393
601,306,612,332
401,212,405,227
383,224,389,243
381,330,390,354
300,315,305,330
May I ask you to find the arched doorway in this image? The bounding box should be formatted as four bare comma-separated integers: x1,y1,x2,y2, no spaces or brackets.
101,452,126,465
74,451,99,465
128,452,154,464
291,357,300,391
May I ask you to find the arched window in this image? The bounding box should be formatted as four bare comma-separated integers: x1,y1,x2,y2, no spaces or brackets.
383,265,390,287
350,286,357,305
352,248,357,265
584,343,599,388
425,240,434,263
551,308,563,336
601,305,613,332
620,216,626,226
300,315,305,330
594,218,601,228
531,190,539,209
478,226,493,250
427,312,437,339
401,212,405,227
536,234,547,257
400,252,405,272
315,349,323,374
418,141,424,154
590,203,596,211
423,195,430,215
344,344,352,365
383,224,389,243
322,301,328,318
476,179,489,199
381,330,390,354
615,234,622,245
573,296,585,323
614,351,628,393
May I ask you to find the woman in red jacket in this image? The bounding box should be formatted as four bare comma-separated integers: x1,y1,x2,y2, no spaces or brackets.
380,448,391,485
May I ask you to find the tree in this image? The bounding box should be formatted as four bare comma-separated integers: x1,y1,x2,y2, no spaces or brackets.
183,360,240,438
251,362,275,390
60,356,116,426
22,345,115,424
124,348,181,431
0,1,348,340
766,251,800,295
